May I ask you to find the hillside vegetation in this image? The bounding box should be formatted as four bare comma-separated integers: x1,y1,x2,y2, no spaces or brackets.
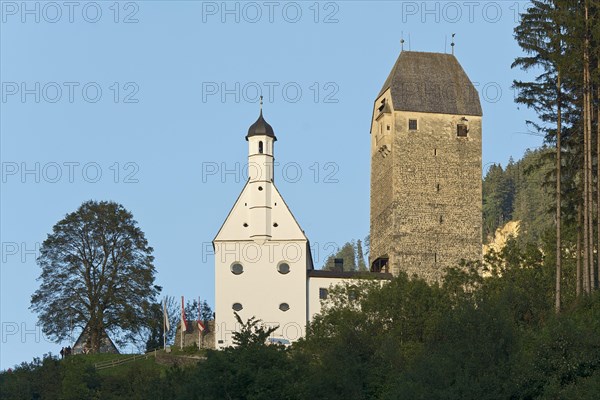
2,247,599,399
483,148,555,247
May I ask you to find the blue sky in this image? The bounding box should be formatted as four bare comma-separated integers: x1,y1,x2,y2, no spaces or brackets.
0,1,542,369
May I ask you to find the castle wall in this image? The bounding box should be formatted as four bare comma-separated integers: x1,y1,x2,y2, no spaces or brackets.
370,108,482,282
370,92,396,273
173,321,216,350
307,277,355,320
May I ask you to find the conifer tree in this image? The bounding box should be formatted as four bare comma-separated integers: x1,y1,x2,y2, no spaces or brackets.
356,240,368,272
511,0,600,307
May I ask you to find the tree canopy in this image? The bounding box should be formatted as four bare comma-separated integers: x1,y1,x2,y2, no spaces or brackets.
322,238,369,272
30,200,160,352
5,245,600,399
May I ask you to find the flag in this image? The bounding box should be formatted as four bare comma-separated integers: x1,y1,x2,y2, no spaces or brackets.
163,298,170,332
181,296,188,331
197,298,206,332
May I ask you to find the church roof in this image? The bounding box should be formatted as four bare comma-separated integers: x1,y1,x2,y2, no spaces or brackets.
246,110,277,141
377,51,482,116
212,181,308,243
72,321,119,354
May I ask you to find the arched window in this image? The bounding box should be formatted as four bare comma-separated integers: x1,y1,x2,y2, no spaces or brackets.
259,141,264,154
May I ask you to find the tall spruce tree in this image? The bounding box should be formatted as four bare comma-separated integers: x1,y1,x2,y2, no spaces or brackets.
514,0,600,299
356,240,368,272
513,0,571,310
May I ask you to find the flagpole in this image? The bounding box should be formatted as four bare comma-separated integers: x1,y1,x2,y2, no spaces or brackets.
179,296,183,349
198,296,201,350
163,298,166,350
180,296,184,350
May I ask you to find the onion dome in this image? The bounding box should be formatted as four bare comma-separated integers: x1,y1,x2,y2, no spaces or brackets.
246,97,277,141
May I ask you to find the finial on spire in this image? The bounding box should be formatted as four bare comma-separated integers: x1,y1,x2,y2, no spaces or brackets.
401,32,405,52
259,95,263,113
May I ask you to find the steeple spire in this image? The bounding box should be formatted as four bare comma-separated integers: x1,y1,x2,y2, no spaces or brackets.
246,99,277,141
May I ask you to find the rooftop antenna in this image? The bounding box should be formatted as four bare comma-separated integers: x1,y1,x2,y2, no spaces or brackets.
451,33,456,55
401,31,405,52
408,33,412,51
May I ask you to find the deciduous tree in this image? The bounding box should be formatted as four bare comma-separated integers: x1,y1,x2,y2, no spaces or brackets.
30,200,160,352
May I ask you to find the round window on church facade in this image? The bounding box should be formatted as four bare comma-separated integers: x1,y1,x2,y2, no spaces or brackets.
231,263,244,275
232,303,243,311
279,303,290,312
277,262,290,274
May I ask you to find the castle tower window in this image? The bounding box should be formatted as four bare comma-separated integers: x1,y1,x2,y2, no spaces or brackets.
457,124,468,137
319,288,328,300
259,141,263,153
232,303,243,312
279,303,290,312
387,125,391,131
409,119,418,130
277,262,290,274
230,263,244,275
371,257,389,273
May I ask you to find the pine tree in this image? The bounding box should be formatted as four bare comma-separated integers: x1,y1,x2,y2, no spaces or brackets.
356,240,368,272
511,0,600,305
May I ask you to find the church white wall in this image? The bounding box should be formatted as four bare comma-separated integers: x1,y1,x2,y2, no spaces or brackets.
214,238,308,349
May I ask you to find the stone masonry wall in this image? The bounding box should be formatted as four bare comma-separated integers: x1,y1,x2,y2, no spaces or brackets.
371,109,482,283
370,108,395,272
173,321,215,350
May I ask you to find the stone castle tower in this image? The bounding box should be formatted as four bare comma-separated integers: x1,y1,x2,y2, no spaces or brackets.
369,51,483,282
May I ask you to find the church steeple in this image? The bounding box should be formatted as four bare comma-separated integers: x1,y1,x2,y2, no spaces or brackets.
246,97,275,183
213,105,311,350
246,98,275,243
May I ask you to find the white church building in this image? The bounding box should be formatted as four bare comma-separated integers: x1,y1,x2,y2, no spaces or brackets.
213,106,391,349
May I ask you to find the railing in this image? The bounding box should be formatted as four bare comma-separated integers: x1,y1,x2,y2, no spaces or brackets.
94,349,157,370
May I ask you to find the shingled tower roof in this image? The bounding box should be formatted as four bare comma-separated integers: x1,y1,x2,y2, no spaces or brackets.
378,51,482,116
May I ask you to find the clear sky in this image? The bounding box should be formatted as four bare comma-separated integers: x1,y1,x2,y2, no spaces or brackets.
0,1,543,369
